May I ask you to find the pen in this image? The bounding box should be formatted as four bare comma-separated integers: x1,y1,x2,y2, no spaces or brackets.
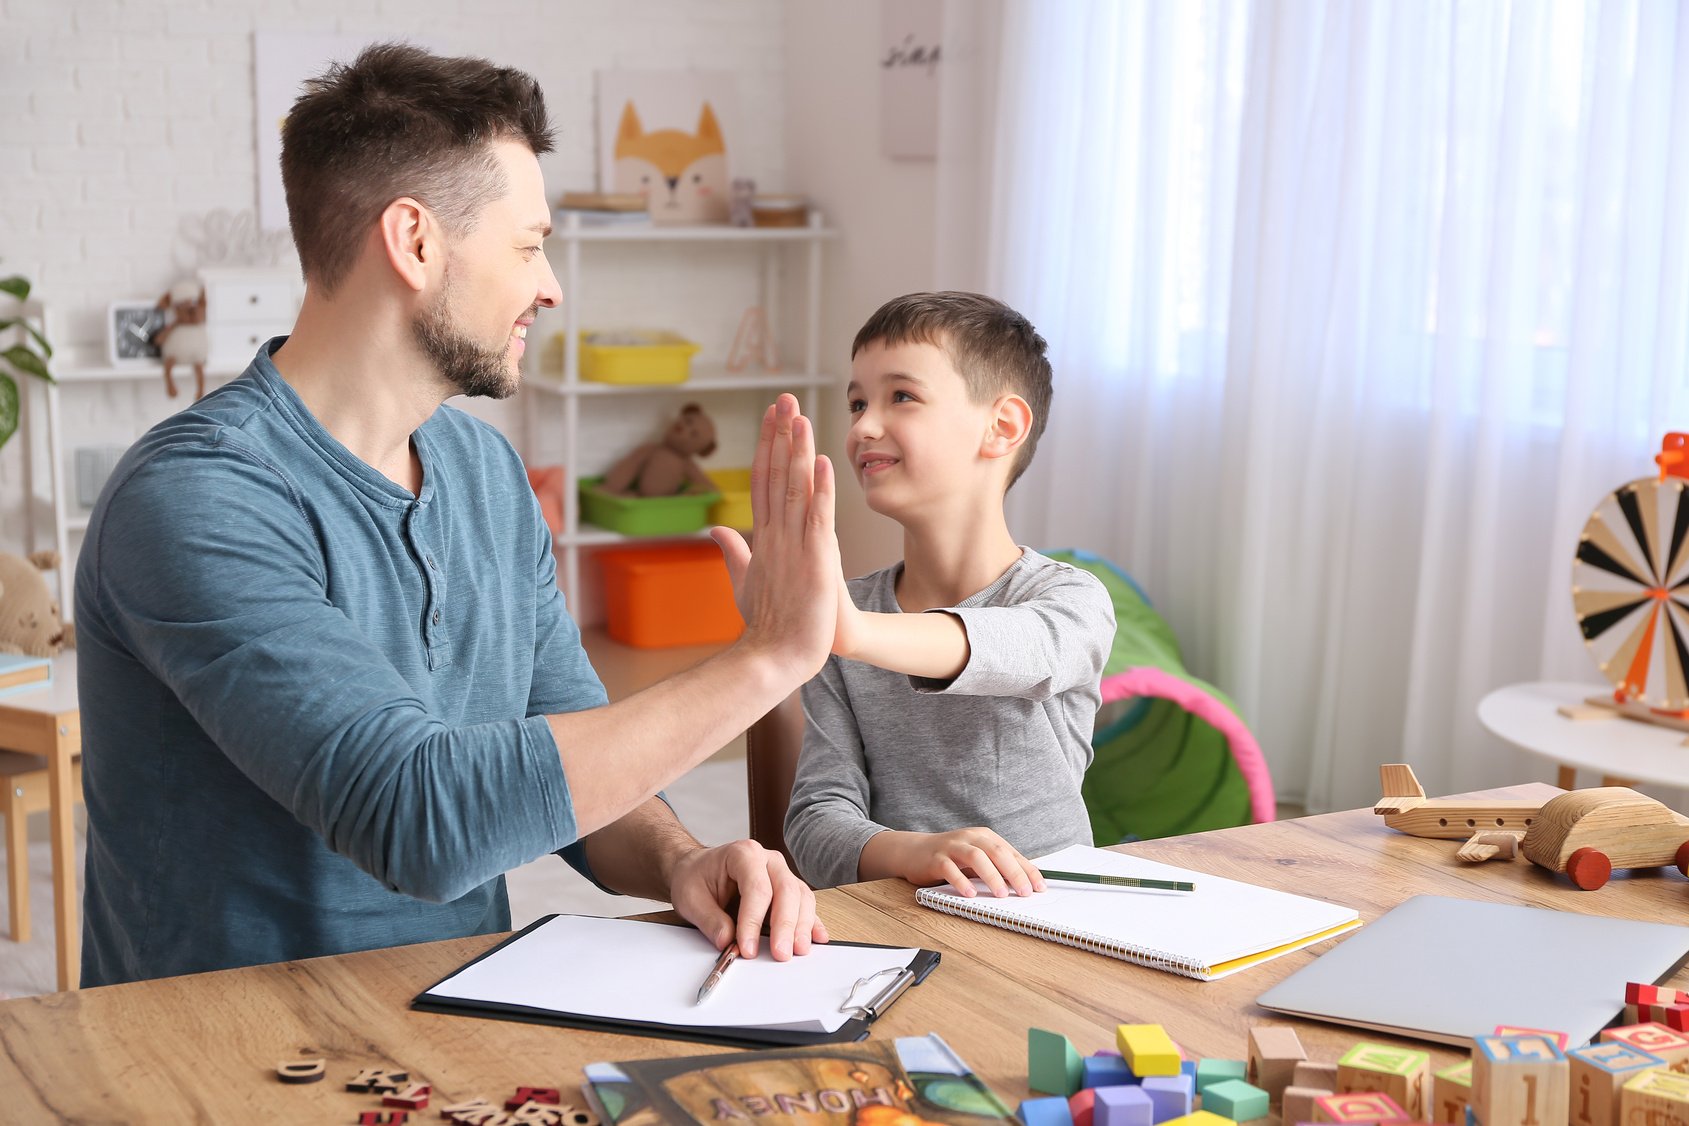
695,945,739,1004
1038,869,1196,892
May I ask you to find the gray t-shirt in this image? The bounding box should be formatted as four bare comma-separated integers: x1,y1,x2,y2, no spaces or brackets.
785,548,1115,888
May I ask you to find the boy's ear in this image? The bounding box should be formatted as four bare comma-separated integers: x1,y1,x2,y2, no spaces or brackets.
379,197,438,293
981,394,1033,462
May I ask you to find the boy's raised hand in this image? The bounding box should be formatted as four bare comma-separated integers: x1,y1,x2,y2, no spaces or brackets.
863,827,1047,899
710,394,841,681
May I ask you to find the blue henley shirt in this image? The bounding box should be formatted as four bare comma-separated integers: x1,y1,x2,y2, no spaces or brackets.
75,340,601,985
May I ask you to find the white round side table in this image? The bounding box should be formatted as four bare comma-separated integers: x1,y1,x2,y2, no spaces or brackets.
1478,681,1689,791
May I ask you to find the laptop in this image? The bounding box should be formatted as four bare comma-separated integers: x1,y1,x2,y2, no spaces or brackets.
1255,895,1689,1047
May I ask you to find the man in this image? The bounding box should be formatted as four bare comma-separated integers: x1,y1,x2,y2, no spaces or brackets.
74,43,840,986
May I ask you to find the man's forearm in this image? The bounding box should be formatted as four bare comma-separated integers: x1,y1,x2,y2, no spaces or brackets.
550,643,795,838
580,796,698,901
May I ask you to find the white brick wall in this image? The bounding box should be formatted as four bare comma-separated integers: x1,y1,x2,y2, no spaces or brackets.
0,0,793,556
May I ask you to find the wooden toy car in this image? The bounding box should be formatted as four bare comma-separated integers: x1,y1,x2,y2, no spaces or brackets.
1374,764,1689,890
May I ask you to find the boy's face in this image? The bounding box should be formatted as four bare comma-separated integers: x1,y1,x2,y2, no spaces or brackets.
845,338,1000,518
414,139,561,398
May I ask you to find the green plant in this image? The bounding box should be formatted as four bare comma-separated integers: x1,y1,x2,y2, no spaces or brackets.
0,268,55,451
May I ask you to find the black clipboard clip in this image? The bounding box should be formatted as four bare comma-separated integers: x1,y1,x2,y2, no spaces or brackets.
837,965,918,1021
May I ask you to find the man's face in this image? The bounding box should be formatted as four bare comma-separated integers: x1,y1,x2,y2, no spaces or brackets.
413,139,560,399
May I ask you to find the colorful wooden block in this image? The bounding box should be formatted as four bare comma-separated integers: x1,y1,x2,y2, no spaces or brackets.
1087,1056,1138,1089
1142,1075,1194,1123
1072,1088,1099,1126
1294,1063,1339,1090
1196,1060,1248,1099
1633,1004,1689,1032
1118,1026,1182,1079
1493,1027,1570,1052
1338,1043,1430,1120
1602,1022,1689,1070
1247,1027,1307,1106
276,1058,326,1083
1473,1034,1568,1126
1032,1029,1086,1096
1431,1060,1472,1126
438,1099,506,1126
1021,1096,1077,1126
356,1114,410,1126
1630,984,1689,1007
1313,1091,1410,1125
1283,1086,1332,1125
1621,1068,1689,1126
384,1083,430,1110
1202,1079,1269,1122
1158,1113,1237,1126
1570,1041,1668,1126
346,1068,409,1094
1095,1085,1156,1126
507,1088,564,1109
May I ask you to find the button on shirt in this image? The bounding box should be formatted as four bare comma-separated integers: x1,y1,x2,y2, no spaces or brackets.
75,340,604,985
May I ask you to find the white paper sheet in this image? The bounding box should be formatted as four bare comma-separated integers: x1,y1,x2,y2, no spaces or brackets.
423,915,921,1033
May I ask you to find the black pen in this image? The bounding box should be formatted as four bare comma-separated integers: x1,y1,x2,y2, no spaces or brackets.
695,945,739,1004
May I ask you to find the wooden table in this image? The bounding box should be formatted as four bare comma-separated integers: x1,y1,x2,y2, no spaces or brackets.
0,650,80,992
3,782,1683,1122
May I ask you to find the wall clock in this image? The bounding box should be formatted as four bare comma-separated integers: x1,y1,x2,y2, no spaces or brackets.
108,300,165,367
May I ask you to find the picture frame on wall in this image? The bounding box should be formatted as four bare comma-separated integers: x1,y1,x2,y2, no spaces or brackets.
596,71,742,225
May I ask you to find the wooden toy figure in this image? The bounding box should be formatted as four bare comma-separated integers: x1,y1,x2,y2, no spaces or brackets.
153,279,209,399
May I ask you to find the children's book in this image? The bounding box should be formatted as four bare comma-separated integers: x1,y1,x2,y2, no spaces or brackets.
0,653,52,698
580,1032,1015,1126
915,844,1360,982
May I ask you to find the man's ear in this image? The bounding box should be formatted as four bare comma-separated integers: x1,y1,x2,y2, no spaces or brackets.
982,394,1033,462
379,197,437,293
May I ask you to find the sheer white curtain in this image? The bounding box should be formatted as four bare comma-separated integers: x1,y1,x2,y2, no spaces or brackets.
938,0,1689,811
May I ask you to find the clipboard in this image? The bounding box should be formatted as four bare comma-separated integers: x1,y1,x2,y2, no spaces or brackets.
411,914,943,1049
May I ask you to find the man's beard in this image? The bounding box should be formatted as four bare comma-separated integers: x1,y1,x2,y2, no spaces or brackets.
413,277,531,400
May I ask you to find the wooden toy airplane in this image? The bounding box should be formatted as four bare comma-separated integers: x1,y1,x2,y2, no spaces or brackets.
1375,763,1689,889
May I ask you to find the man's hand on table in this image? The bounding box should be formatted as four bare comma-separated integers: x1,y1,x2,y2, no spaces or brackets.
668,838,830,960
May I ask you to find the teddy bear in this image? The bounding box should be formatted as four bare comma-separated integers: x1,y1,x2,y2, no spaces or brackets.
153,279,209,400
602,403,719,497
0,551,74,658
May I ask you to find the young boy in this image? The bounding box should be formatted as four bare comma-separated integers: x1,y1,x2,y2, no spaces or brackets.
783,292,1115,896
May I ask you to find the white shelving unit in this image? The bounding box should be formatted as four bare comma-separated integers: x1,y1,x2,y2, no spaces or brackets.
534,211,837,610
21,356,244,620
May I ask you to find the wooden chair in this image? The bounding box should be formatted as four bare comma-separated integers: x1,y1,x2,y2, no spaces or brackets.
0,749,83,943
745,693,804,871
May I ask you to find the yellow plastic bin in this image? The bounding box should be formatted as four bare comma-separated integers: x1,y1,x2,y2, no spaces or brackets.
578,330,700,384
706,468,752,531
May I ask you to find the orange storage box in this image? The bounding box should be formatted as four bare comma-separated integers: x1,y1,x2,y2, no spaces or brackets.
596,543,744,649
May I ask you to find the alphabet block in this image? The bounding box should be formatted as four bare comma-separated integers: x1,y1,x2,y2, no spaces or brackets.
1472,1034,1568,1126
1117,1026,1182,1079
276,1058,326,1084
1283,1086,1332,1125
506,1089,564,1110
384,1083,430,1110
1313,1091,1410,1124
1629,984,1689,1007
1295,1063,1340,1090
1021,1096,1077,1126
1569,1041,1667,1126
1095,1085,1155,1126
1202,1079,1269,1122
346,1068,409,1094
1601,1023,1689,1070
1196,1061,1248,1099
1631,1004,1689,1032
1031,1029,1086,1096
1338,1043,1430,1119
508,1106,564,1126
1247,1027,1308,1106
1141,1075,1195,1123
1493,1028,1570,1052
356,1114,410,1126
1432,1060,1473,1126
1620,1069,1689,1126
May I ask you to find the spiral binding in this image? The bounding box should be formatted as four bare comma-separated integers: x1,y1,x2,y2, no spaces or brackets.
914,888,1211,981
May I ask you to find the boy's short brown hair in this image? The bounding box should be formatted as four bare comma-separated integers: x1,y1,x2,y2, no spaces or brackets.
851,291,1053,488
281,42,555,294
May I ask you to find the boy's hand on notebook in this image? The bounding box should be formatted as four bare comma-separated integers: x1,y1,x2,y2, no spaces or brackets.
711,394,841,682
861,828,1046,898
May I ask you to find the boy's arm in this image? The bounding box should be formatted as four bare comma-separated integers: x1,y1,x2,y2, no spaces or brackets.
783,665,889,888
915,571,1115,698
833,597,971,681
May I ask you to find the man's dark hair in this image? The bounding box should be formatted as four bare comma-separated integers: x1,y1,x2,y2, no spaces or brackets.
852,291,1053,488
280,42,555,293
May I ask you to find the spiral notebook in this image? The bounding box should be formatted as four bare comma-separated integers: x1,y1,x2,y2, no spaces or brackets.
915,844,1361,982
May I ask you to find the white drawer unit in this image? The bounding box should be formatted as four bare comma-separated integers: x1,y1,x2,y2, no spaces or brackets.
198,267,300,367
